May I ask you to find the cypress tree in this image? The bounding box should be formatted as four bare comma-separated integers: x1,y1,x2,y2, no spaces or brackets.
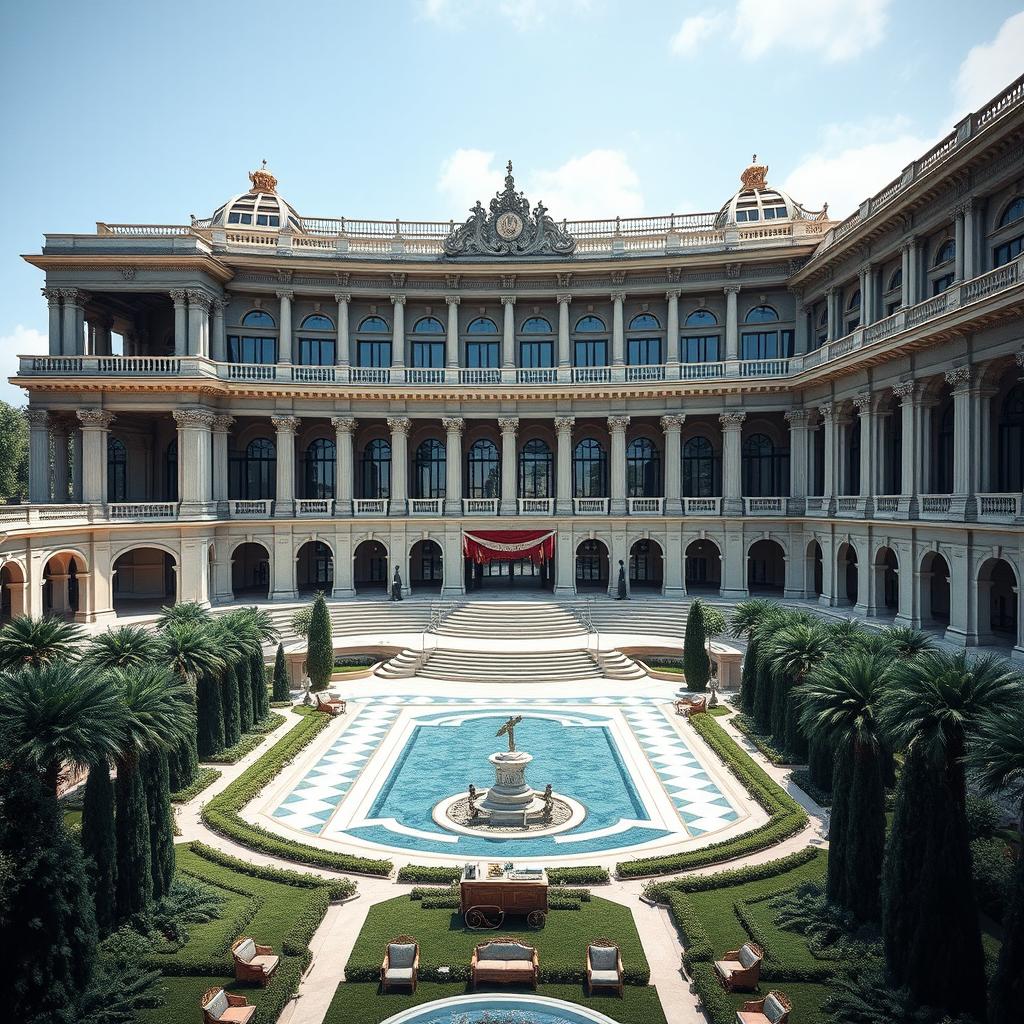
80,761,117,936
752,646,775,733
826,749,852,906
272,642,290,702
236,655,254,733
222,664,241,748
682,600,710,692
840,738,886,922
307,593,333,692
115,762,152,923
250,649,269,721
769,671,791,750
808,736,833,793
167,730,198,793
196,668,225,758
739,633,760,715
0,768,98,1021
140,749,175,903
784,694,809,763
989,846,1024,1024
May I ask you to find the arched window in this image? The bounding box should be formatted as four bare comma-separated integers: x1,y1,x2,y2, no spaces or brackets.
299,314,334,330
995,196,1024,267
413,438,446,498
412,317,445,334
360,439,391,499
742,433,788,497
629,313,660,330
887,269,903,292
626,438,661,498
520,317,552,333
933,238,956,266
465,318,499,372
356,316,391,368
682,309,720,363
241,310,275,328
682,436,717,497
297,314,335,365
573,316,608,367
518,439,553,498
744,305,779,323
575,316,606,332
466,438,500,498
107,437,127,502
847,290,861,310
573,438,607,497
845,289,862,331
685,309,717,327
467,317,498,334
358,316,389,332
999,196,1024,228
165,439,178,502
303,438,336,499
997,383,1024,491
229,437,276,500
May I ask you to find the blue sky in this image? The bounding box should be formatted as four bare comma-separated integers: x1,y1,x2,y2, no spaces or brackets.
1,0,1022,403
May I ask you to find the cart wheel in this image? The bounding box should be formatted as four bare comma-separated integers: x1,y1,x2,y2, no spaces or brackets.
526,909,547,929
465,905,504,930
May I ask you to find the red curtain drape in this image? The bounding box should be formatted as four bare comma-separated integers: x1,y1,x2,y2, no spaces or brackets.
462,529,556,566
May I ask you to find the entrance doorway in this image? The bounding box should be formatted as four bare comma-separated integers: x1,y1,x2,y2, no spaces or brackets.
462,529,556,592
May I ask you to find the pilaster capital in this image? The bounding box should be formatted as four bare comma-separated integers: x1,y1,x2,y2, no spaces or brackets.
41,287,62,304
77,408,115,430
442,416,465,434
858,260,873,277
500,294,516,307
664,288,682,301
852,392,873,413
818,401,835,421
169,288,188,304
784,408,811,426
944,366,973,392
723,284,741,296
390,293,407,306
556,293,572,306
59,287,88,304
185,289,212,311
659,414,684,432
554,415,575,436
211,414,235,433
334,291,352,305
271,414,300,434
610,290,626,304
498,416,520,434
444,294,461,307
387,416,411,436
718,411,746,430
331,416,357,434
211,296,229,313
275,289,294,302
606,415,630,433
26,408,50,428
1015,349,1024,371
172,407,215,429
892,380,918,402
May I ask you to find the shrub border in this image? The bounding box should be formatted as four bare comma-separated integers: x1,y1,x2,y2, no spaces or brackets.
171,766,221,804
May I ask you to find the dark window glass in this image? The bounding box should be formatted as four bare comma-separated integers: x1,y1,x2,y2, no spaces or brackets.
887,269,903,292
682,436,718,497
360,439,391,499
629,313,660,330
997,383,1024,491
935,401,954,493
520,340,554,368
521,317,552,333
297,337,336,365
575,316,606,332
932,272,955,295
466,340,499,368
228,438,276,500
682,336,720,362
412,317,445,334
107,437,127,502
241,310,275,328
303,438,336,498
358,316,389,332
300,314,333,331
165,439,178,501
467,317,498,334
744,305,779,323
573,438,607,497
413,438,446,498
227,335,277,363
357,340,391,367
466,439,500,498
628,337,662,365
626,438,661,497
685,309,717,327
933,239,955,266
742,433,789,496
994,236,1023,267
998,196,1024,228
518,439,553,498
575,540,608,585
412,341,444,368
741,331,794,359
574,338,608,366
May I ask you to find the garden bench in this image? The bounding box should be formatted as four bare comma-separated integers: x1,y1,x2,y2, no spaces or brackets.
315,692,346,716
201,986,255,1024
381,936,419,993
736,990,791,1024
231,936,280,986
714,941,763,991
470,938,539,989
675,695,707,717
586,939,624,997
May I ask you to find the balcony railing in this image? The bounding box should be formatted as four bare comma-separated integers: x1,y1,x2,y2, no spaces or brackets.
977,492,1021,519
571,367,612,384
874,495,900,516
519,497,553,515
350,367,391,385
296,498,333,516
463,497,498,515
920,494,953,517
353,498,389,516
744,496,785,515
516,368,557,385
625,365,665,382
229,499,273,517
628,497,664,515
409,497,444,515
683,496,721,515
573,497,609,514
107,502,179,520
805,496,826,513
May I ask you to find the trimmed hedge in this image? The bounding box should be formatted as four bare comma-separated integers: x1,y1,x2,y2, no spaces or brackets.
732,712,794,765
248,710,287,734
616,714,808,877
201,711,393,877
187,842,355,898
548,865,609,885
203,731,266,764
397,865,462,884
398,863,610,886
645,848,819,902
170,766,221,804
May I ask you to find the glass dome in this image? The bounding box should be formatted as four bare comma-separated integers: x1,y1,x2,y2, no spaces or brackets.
715,156,825,228
204,163,303,231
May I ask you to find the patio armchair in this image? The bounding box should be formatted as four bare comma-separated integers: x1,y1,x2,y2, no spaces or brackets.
471,938,539,989
736,990,791,1024
315,692,346,716
231,937,280,986
381,936,419,993
714,941,763,991
675,695,707,718
201,987,255,1024
586,939,624,997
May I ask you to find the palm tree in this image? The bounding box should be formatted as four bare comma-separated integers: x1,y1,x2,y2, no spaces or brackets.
109,663,194,922
154,602,210,631
218,611,257,732
879,651,1021,1020
799,650,892,922
749,606,790,731
766,620,833,760
0,664,123,793
0,615,85,670
965,694,1024,1024
877,625,936,660
87,625,159,671
235,608,278,722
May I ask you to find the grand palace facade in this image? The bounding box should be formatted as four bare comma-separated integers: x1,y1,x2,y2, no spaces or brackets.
4,73,1024,659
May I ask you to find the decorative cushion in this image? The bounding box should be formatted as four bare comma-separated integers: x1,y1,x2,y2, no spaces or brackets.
250,954,279,973
589,946,618,971
388,943,416,969
482,942,533,962
715,959,742,978
219,1009,254,1024
764,993,787,1023
234,939,256,963
204,990,229,1020
738,944,760,969
590,969,620,986
385,967,414,981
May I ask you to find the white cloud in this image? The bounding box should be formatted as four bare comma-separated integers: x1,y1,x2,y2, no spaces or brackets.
670,12,724,56
418,0,591,30
952,10,1024,119
437,148,645,220
0,325,46,408
734,0,890,61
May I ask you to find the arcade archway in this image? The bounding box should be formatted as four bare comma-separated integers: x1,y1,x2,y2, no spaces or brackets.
112,547,176,615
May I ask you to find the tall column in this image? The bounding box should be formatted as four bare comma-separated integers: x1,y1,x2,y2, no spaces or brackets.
331,416,356,516
43,288,62,356
947,366,981,519
720,411,746,515
173,408,215,517
819,403,836,510
445,296,460,368
90,316,112,357
660,414,683,515
27,409,50,503
499,416,519,515
785,409,810,509
71,428,83,502
51,420,70,502
443,416,464,515
211,414,234,511
859,264,872,326
963,198,978,278
335,292,351,366
611,292,626,365
824,286,838,342
77,409,115,506
665,290,680,363
170,289,188,357
501,296,516,368
387,416,410,515
608,415,630,515
954,208,966,282
853,392,876,516
794,303,810,354
186,291,211,357
277,290,293,363
554,416,575,515
905,238,921,305
271,415,299,517
60,289,84,356
836,408,854,496
893,382,920,517
557,294,571,367
211,297,228,362
390,294,406,368
724,285,740,359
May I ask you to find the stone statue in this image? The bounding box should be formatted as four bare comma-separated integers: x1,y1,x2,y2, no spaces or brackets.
390,565,403,602
468,783,479,819
616,560,628,600
542,783,553,821
496,714,523,752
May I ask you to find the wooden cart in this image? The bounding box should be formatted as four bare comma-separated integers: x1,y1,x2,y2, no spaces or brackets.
459,863,549,930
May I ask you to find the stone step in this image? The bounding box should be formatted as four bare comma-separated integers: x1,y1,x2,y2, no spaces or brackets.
374,648,424,679
416,648,601,683
594,650,647,680
435,600,587,639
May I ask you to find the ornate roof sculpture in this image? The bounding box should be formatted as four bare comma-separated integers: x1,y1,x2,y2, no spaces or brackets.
715,155,826,229
443,161,577,258
201,162,304,232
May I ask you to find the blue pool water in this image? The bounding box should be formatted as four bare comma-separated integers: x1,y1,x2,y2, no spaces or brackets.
349,711,670,855
381,994,616,1023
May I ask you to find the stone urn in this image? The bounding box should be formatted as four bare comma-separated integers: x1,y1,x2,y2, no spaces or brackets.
474,750,546,824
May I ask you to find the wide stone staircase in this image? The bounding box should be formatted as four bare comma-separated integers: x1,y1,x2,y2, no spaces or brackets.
571,599,691,638
265,600,441,642
413,647,603,684
434,600,588,639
